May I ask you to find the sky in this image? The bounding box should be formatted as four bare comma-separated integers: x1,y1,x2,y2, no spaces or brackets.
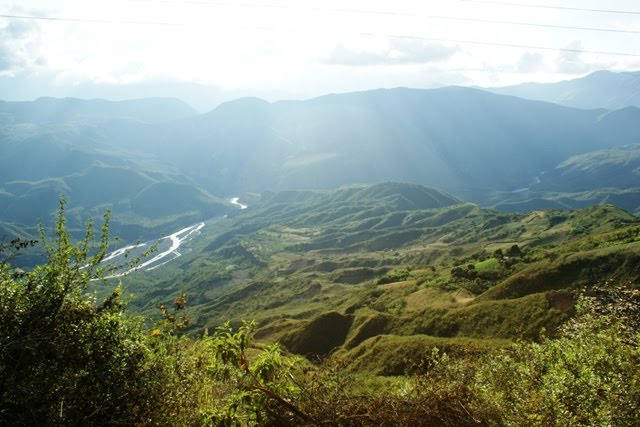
1,0,639,110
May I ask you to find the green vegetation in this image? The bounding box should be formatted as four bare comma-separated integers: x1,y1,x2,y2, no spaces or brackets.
376,268,411,285
1,204,639,425
488,145,640,214
0,203,307,425
114,184,640,381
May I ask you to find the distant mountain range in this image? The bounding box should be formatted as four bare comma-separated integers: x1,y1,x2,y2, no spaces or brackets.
3,73,640,243
486,70,640,110
0,96,196,125
140,84,640,205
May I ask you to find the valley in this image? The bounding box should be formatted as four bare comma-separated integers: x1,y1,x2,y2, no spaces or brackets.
4,77,640,365
4,77,640,251
100,197,250,276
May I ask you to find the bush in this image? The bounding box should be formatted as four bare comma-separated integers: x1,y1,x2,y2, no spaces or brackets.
0,201,161,425
377,268,411,285
292,289,640,426
473,292,640,426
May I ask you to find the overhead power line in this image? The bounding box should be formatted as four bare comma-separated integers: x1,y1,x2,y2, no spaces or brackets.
0,12,190,27
130,0,640,35
1,12,639,57
358,33,640,58
459,0,640,15
130,0,409,17
430,15,640,35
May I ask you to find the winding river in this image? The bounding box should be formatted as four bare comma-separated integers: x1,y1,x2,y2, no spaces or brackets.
102,222,205,279
230,197,248,209
100,196,248,278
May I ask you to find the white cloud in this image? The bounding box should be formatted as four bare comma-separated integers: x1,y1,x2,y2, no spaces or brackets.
325,38,459,66
516,52,545,73
555,40,613,75
0,18,43,74
556,40,588,74
0,0,638,98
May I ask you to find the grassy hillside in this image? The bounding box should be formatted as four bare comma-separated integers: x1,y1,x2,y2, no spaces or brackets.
3,186,638,426
120,183,640,374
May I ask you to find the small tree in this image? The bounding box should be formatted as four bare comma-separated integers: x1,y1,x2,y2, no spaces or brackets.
505,244,522,258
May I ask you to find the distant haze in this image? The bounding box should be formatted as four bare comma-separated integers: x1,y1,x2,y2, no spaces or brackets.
487,70,640,110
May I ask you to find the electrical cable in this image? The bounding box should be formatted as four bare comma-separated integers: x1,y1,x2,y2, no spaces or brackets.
459,0,640,15
129,0,640,34
1,12,638,57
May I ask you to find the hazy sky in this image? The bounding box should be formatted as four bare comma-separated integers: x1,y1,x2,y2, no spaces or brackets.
1,0,639,107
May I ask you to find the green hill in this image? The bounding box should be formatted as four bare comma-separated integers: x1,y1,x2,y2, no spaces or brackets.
539,144,640,192
119,183,640,373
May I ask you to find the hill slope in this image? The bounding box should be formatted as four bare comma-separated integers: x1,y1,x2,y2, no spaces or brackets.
120,183,640,371
485,144,640,214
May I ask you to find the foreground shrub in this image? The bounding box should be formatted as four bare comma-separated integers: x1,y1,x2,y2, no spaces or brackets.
0,202,162,425
474,293,640,426
0,202,307,426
